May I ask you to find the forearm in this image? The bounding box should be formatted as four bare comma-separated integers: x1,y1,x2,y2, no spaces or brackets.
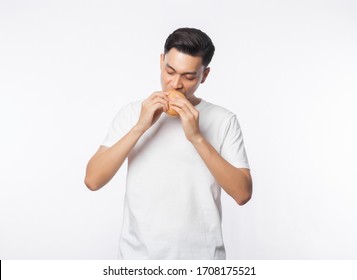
191,136,252,205
85,92,169,191
85,126,144,191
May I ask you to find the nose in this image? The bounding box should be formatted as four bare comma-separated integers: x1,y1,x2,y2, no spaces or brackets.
171,74,183,89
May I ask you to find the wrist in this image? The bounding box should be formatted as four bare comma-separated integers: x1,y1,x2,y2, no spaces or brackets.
190,134,205,146
132,124,146,136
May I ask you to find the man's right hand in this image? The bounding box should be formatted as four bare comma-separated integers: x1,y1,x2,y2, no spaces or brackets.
84,91,170,191
134,91,170,133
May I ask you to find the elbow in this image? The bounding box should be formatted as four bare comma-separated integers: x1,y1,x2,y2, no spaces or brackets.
235,171,253,205
235,192,252,206
234,181,253,206
84,176,102,191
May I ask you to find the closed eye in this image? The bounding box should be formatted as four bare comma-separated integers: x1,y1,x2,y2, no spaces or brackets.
166,68,175,75
185,75,196,80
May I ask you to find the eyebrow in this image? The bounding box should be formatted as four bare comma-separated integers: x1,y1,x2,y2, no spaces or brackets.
166,63,197,75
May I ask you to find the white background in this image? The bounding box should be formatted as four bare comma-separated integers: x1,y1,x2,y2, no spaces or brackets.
0,0,356,259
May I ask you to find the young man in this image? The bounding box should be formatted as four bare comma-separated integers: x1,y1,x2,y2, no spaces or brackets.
85,27,252,259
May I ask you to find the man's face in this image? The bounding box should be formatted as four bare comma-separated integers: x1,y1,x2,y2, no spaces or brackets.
160,48,210,102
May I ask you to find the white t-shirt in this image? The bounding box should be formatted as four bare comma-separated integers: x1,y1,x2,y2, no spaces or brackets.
102,99,250,259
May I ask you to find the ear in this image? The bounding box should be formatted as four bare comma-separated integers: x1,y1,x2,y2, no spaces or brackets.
160,53,165,68
200,67,210,84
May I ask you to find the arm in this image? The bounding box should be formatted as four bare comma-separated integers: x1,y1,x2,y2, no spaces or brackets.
84,126,144,191
169,97,252,205
84,92,169,191
191,136,252,205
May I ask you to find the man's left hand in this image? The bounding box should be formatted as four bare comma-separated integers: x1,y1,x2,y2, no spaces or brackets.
168,97,203,144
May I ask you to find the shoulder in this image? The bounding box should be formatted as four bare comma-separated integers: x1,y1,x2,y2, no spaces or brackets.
200,100,234,116
107,100,143,133
199,99,236,124
112,99,142,120
118,99,142,115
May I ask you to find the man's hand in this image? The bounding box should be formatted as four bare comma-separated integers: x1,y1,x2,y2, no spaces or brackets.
135,91,170,133
85,92,170,191
168,97,203,143
169,96,252,205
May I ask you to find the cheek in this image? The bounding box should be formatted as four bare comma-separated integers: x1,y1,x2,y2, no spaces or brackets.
182,81,199,95
161,72,171,84
187,80,200,90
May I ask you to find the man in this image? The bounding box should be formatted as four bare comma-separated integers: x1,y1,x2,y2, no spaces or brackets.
85,27,252,259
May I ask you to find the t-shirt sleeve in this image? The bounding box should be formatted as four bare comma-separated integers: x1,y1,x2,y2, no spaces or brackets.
220,115,250,169
101,103,137,147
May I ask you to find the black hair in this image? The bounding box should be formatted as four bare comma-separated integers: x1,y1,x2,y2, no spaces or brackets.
164,27,215,67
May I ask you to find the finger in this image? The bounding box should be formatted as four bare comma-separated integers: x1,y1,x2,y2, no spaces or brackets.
152,96,169,106
169,103,192,119
168,104,182,116
177,98,197,114
142,98,168,113
151,91,170,102
170,99,198,117
145,95,169,110
153,95,170,104
151,100,169,112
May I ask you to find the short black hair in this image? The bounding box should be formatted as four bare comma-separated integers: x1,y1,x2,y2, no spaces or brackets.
164,27,215,67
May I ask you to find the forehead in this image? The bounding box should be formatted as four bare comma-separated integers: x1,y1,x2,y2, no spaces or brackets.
164,48,204,72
